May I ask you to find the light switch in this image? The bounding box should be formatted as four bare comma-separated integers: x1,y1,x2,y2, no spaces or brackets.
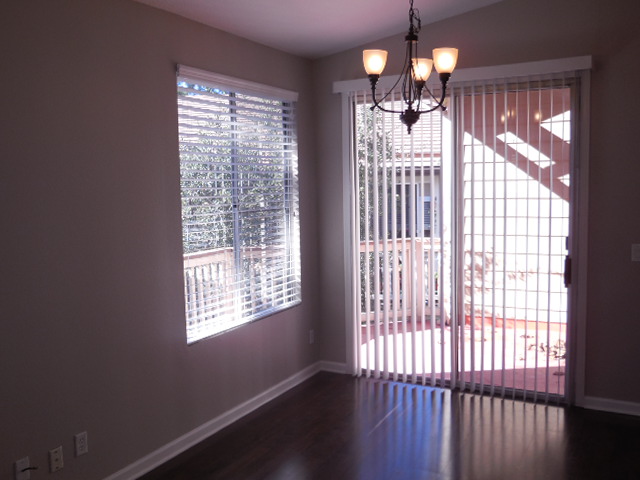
632,244,640,262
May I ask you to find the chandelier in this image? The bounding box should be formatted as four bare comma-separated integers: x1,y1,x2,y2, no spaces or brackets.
363,0,458,134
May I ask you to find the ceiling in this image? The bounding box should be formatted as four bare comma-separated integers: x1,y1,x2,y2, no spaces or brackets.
132,0,504,59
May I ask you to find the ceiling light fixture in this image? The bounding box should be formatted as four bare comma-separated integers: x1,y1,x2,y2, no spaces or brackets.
363,0,458,134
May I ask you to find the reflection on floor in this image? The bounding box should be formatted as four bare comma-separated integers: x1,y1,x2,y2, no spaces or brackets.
140,372,640,480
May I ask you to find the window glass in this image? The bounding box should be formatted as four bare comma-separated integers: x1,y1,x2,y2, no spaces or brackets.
177,72,301,343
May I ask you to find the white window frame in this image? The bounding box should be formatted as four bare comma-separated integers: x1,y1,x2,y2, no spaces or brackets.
177,65,301,343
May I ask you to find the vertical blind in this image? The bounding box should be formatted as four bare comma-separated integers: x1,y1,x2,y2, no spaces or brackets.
453,75,573,401
351,68,580,402
352,87,453,386
177,66,301,343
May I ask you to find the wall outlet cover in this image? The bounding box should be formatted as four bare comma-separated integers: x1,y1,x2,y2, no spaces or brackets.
75,431,89,456
15,457,31,480
49,446,64,472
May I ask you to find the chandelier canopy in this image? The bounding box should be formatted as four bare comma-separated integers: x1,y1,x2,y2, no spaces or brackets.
363,0,458,134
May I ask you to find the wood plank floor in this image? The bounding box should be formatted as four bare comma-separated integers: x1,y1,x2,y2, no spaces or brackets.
139,372,640,480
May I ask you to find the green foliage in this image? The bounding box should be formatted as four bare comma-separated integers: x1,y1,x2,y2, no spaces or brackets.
355,104,394,242
178,85,297,255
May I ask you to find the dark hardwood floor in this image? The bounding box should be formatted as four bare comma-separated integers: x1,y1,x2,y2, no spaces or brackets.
140,372,640,479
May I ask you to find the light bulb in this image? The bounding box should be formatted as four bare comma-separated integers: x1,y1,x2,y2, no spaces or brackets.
412,58,433,81
433,48,459,74
363,50,388,75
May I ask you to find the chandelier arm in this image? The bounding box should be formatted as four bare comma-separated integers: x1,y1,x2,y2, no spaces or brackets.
416,78,450,114
369,93,405,114
372,104,404,114
368,68,406,113
423,85,441,104
416,103,444,114
369,85,404,113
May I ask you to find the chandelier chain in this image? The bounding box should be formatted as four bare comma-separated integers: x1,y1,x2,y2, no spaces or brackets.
363,0,457,133
409,0,421,34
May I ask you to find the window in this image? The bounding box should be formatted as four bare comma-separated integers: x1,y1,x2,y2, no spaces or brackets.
389,184,437,238
177,66,301,343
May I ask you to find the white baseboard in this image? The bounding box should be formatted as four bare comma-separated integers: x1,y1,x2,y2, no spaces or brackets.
104,366,640,480
317,360,348,374
104,361,344,480
583,396,640,417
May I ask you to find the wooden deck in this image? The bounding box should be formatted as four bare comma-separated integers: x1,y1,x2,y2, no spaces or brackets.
360,318,566,397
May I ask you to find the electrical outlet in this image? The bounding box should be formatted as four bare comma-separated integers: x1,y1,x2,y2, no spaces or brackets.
49,446,64,472
75,431,89,456
14,457,31,480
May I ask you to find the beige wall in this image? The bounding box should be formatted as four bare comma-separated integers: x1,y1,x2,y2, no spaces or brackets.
315,0,640,402
3,0,640,478
0,0,318,478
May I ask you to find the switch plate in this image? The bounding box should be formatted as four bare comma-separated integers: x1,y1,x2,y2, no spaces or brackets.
75,431,89,456
14,457,31,480
49,446,63,472
632,244,640,262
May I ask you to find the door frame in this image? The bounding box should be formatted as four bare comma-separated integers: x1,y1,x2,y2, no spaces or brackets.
334,56,591,405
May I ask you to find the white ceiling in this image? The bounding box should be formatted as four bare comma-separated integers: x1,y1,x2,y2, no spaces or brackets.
132,0,504,58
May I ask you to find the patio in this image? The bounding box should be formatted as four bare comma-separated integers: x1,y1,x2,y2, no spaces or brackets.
360,318,566,397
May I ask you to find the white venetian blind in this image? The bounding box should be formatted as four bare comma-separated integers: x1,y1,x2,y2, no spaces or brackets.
177,65,301,343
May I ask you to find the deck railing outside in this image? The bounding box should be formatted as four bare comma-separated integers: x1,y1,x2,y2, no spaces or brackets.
183,246,292,337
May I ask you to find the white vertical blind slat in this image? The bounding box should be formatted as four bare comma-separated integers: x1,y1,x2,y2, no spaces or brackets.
479,82,487,394
424,114,432,386
501,80,509,397
469,79,477,392
353,91,363,376
409,137,417,383
512,84,522,400
400,119,408,383
532,78,540,403
490,80,498,398
372,102,381,379
381,99,390,380
363,89,372,378
457,84,466,392
545,77,555,400
391,89,401,382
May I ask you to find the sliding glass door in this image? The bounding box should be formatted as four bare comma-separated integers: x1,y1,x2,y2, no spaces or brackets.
351,72,579,402
352,88,454,386
453,79,572,401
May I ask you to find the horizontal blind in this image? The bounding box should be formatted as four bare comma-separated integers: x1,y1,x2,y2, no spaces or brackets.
177,67,300,343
